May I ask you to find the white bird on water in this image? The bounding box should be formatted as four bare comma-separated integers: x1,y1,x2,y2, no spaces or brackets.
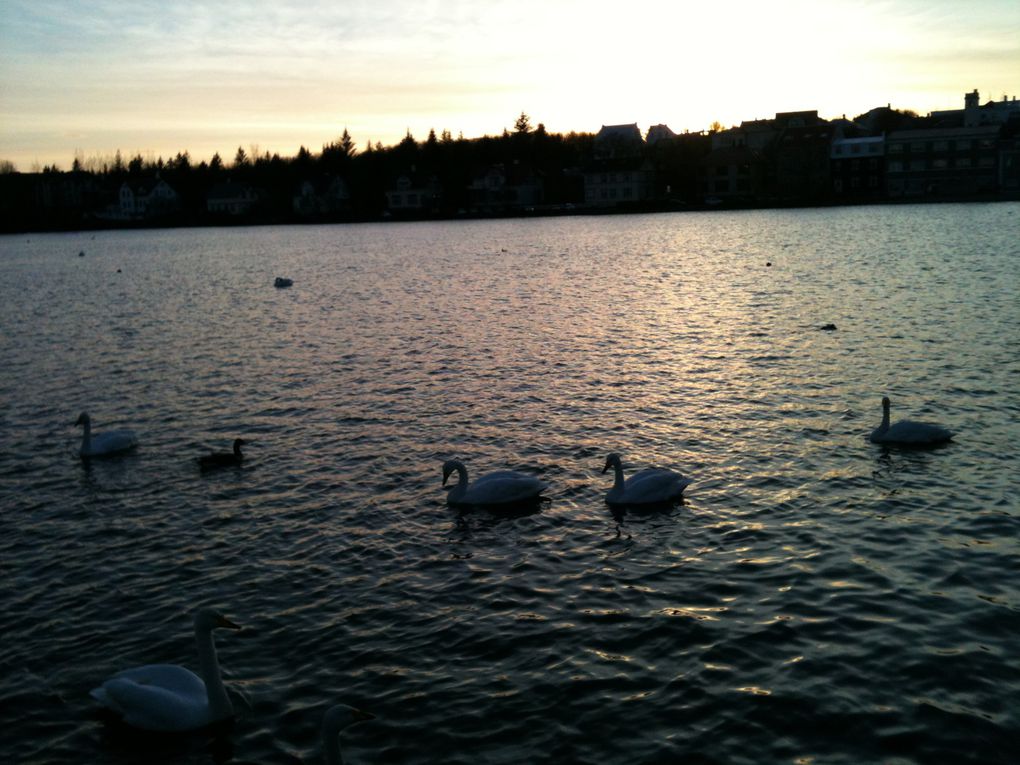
442,459,548,507
321,703,375,765
90,608,241,732
869,396,953,446
602,453,691,506
75,412,138,458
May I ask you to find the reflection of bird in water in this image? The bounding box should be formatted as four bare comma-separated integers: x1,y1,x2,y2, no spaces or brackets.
199,438,246,470
322,704,375,765
869,396,953,446
75,412,138,458
90,608,241,731
602,453,691,506
442,459,548,507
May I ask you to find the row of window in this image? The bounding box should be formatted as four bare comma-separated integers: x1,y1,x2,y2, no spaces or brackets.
888,138,996,154
591,172,635,184
586,187,636,200
888,157,996,172
832,143,882,156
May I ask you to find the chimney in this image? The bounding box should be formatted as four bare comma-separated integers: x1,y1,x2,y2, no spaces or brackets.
964,89,980,127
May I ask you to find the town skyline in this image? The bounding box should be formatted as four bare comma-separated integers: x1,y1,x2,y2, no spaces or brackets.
2,0,1019,171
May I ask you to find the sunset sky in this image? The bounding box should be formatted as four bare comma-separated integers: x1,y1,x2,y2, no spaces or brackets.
1,0,1018,170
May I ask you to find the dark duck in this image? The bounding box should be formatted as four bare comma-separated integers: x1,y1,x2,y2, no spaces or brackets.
199,438,246,470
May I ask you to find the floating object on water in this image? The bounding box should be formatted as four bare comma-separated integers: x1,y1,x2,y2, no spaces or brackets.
274,277,293,288
79,250,85,257
199,438,246,470
766,261,772,267
869,396,953,446
75,412,137,458
442,459,548,507
820,323,837,331
90,608,241,731
322,703,375,765
602,452,691,506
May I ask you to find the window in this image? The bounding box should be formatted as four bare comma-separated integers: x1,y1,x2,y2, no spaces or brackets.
932,159,948,169
852,144,861,154
888,143,904,154
888,160,903,172
933,141,948,152
956,157,972,168
956,139,972,151
910,141,925,152
910,160,925,171
979,156,995,167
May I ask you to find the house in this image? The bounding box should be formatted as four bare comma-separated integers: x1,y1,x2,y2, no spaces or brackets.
930,90,1020,128
885,125,1000,198
770,112,835,201
646,124,677,145
207,182,259,216
831,135,885,198
467,163,543,213
118,178,179,219
701,145,764,201
293,176,351,217
583,124,655,205
384,173,441,215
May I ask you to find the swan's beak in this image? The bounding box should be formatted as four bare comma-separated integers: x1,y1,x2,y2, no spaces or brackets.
215,615,242,631
442,469,451,486
352,708,375,722
601,463,610,474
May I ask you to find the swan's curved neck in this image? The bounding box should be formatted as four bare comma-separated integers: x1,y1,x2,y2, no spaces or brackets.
233,442,243,458
79,419,92,452
880,403,891,432
196,627,232,720
609,458,625,491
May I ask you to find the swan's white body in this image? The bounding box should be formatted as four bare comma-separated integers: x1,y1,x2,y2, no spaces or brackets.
76,412,137,458
602,453,691,506
90,608,240,732
322,703,374,765
442,459,548,507
869,396,953,446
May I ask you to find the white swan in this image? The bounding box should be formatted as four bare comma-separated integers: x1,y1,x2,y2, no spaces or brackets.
75,412,138,458
322,703,375,765
869,396,953,446
442,459,548,507
90,608,241,731
602,453,691,506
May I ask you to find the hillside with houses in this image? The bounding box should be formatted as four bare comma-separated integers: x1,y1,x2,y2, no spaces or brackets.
1,90,1018,233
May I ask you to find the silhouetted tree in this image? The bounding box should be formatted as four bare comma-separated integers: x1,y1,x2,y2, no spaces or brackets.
514,112,533,134
209,153,224,172
234,146,249,167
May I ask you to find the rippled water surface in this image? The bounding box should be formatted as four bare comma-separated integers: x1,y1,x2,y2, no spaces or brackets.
2,204,1019,764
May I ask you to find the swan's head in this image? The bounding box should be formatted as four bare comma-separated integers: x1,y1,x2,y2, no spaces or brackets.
601,453,622,474
194,608,241,633
233,438,246,449
75,412,90,427
322,703,375,734
882,396,891,411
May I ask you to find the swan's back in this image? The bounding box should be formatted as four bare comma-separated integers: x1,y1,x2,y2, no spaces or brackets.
873,419,953,445
91,664,210,731
459,470,547,506
618,468,690,504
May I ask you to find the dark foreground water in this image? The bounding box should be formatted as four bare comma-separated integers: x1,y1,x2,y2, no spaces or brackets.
1,204,1018,764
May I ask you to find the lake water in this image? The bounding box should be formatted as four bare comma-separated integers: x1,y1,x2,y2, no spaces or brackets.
1,204,1018,764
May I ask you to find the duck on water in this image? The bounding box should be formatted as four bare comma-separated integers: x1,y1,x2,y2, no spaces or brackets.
199,438,246,470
